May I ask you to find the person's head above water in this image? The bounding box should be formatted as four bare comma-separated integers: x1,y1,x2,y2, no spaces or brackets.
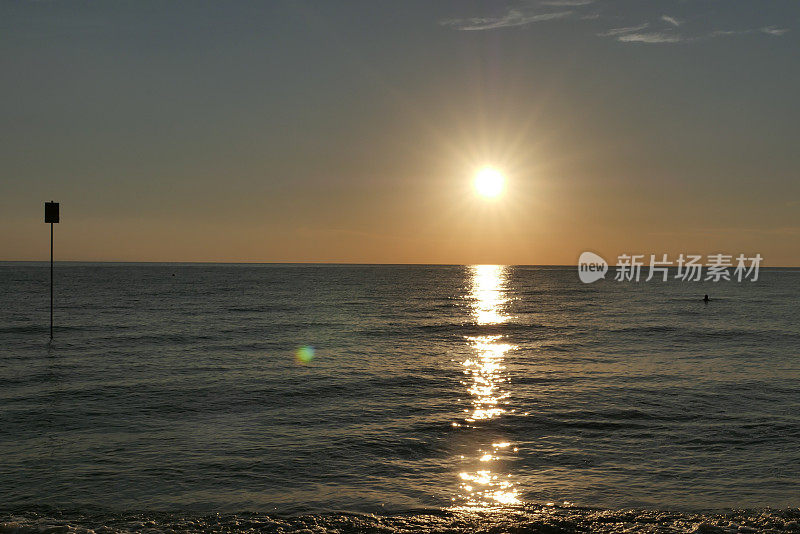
703,294,709,301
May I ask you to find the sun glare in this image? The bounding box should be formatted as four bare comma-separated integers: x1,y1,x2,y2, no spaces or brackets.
474,168,504,199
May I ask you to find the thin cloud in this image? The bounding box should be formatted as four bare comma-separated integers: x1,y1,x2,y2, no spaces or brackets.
708,26,789,39
598,23,649,37
441,3,792,42
540,0,594,5
599,22,686,44
761,26,789,36
601,23,790,45
618,32,685,43
709,29,741,37
441,8,572,31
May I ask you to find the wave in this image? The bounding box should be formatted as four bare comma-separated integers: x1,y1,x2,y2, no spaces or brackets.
1,505,799,533
0,324,91,334
607,324,800,343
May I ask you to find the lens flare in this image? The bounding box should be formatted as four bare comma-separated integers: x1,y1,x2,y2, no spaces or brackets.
295,345,315,364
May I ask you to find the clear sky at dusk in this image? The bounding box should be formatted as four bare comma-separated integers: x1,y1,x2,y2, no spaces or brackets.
2,1,798,264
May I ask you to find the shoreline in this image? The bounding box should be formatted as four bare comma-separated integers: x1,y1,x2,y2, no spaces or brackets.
2,504,799,533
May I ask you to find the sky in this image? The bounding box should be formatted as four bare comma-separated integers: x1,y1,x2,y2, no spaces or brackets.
2,0,799,265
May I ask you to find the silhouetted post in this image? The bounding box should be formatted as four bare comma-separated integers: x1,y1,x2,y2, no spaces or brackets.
45,202,59,339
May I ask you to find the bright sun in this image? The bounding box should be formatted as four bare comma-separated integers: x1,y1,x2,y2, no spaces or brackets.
474,167,504,199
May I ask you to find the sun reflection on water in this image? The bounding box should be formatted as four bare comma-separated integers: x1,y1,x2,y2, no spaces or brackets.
453,265,521,509
471,265,511,326
463,335,512,422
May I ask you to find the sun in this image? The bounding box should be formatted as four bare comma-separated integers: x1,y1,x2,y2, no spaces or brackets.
474,167,504,199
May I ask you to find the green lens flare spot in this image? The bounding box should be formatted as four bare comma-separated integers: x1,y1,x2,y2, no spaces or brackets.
295,345,315,364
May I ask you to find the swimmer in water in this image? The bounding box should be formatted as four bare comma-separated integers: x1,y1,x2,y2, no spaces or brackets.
703,294,709,302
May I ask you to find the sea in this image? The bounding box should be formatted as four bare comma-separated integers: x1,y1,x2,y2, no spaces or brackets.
1,263,799,533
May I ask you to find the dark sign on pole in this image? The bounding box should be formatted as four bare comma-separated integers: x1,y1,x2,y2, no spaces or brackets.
45,202,59,223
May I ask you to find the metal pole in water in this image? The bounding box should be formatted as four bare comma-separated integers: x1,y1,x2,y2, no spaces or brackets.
50,221,53,339
45,201,59,340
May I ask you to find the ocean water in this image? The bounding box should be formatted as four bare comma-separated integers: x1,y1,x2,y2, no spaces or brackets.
1,263,799,533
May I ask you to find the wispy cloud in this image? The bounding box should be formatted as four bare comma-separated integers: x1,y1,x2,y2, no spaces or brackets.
441,8,572,31
761,26,789,36
708,26,790,39
441,2,792,43
618,32,685,43
661,15,681,27
599,23,687,43
540,0,594,5
600,22,789,45
598,23,649,37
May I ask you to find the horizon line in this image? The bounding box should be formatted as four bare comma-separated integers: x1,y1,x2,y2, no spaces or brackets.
1,260,799,269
